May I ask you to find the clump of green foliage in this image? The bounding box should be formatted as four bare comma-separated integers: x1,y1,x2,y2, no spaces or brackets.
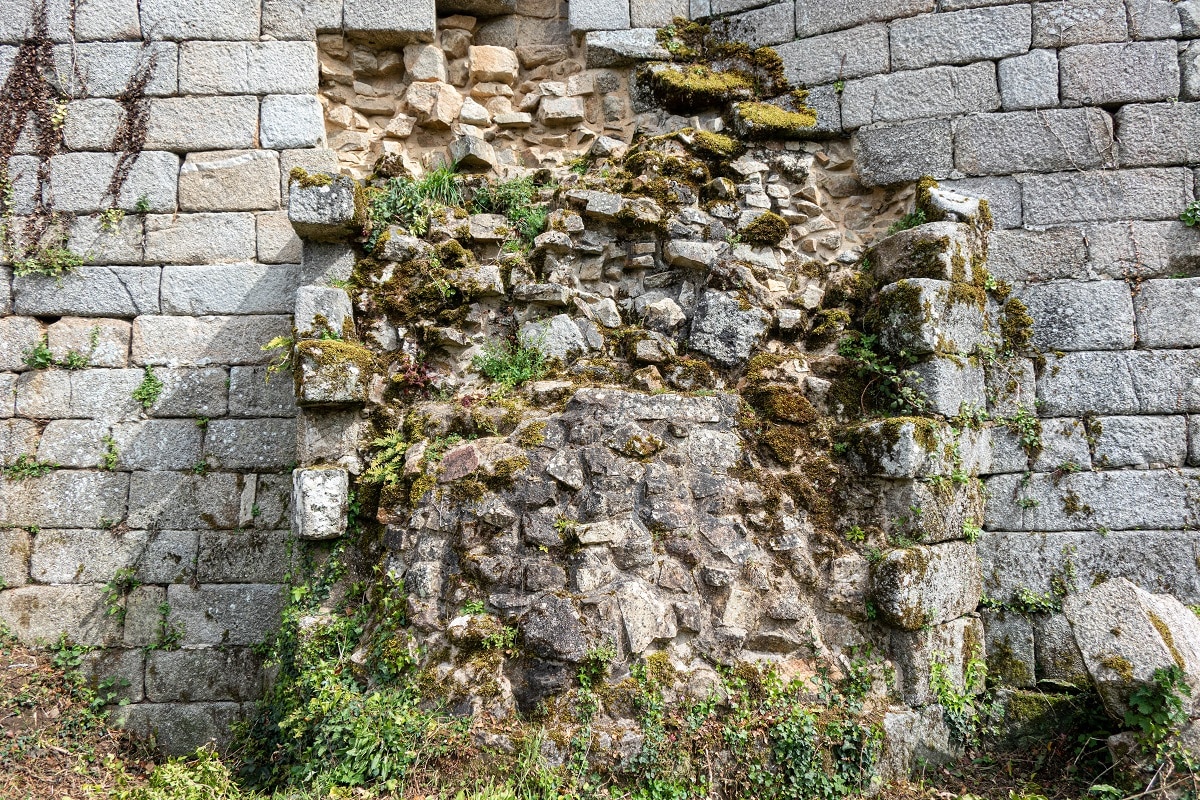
12,243,83,278
1181,200,1200,227
365,161,463,247
101,567,140,624
930,650,997,746
473,337,548,388
132,366,164,410
360,430,409,486
886,208,927,235
1,454,58,480
837,331,928,415
99,434,119,471
471,175,550,248
23,335,89,370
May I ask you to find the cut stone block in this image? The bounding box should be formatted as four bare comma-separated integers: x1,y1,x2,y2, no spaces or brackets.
871,540,982,630
775,24,889,86
982,608,1035,688
178,41,317,95
877,278,988,356
1022,168,1192,225
998,48,1059,110
145,96,259,151
570,0,630,31
288,174,360,241
1018,280,1134,351
343,0,436,45
295,339,372,405
891,615,987,704
1032,0,1128,46
954,108,1115,176
260,94,325,149
1065,578,1200,719
795,0,935,37
166,583,287,646
178,150,281,212
1059,41,1180,107
584,29,671,67
908,355,986,417
293,468,349,540
139,0,261,40
853,119,954,185
841,62,999,130
161,264,299,315
891,5,1031,70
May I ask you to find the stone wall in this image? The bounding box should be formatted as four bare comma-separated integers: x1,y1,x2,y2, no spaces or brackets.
4,0,1200,759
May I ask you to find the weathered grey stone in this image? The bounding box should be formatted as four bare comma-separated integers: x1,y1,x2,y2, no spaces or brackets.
145,213,257,264
1134,277,1200,347
853,119,954,185
877,278,987,356
110,419,204,470
261,95,325,150
74,0,141,40
69,212,144,266
521,594,587,661
261,0,343,39
14,267,160,317
630,0,689,27
36,419,108,468
584,29,671,67
280,149,339,200
51,42,177,97
1019,280,1134,351
296,340,371,405
129,472,247,530
519,314,593,361
663,240,720,270
1128,0,1183,38
80,648,144,705
1023,168,1192,225
17,368,145,421
450,133,497,170
1032,0,1128,46
256,211,303,265
775,24,889,86
942,177,1022,229
982,530,1200,606
1027,417,1092,474
0,375,15,419
616,579,677,653
0,316,43,371
982,609,1035,688
0,471,128,529
1183,42,1200,101
31,528,158,583
146,648,263,702
998,49,1059,110
0,418,39,460
0,528,30,588
145,96,260,151
871,540,982,630
1035,351,1135,415
1182,0,1200,35
714,2,796,49
538,95,586,126
166,583,286,647
870,221,979,284
1033,613,1090,686
344,0,436,44
1082,221,1200,280
161,264,299,315
301,241,357,285
0,0,74,41
570,0,630,30
148,368,229,417
1127,349,1200,414
987,228,1088,282
132,315,292,367
179,41,317,95
795,0,935,37
841,61,999,130
1059,41,1180,107
62,100,124,152
48,151,178,213
1065,578,1200,718
954,108,1114,176
688,289,771,367
986,468,1200,532
891,5,1031,71
440,0,517,15
908,355,986,417
289,175,359,241
0,585,122,646
140,0,261,40
1117,103,1200,167
294,286,352,338
1091,415,1186,469
197,530,292,582
228,367,297,417
205,418,296,471
844,418,957,478
179,150,281,213
117,701,246,756
297,409,364,471
293,468,349,540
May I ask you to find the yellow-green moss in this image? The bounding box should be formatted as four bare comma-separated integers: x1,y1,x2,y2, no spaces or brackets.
645,64,754,112
296,338,374,373
514,420,547,449
739,211,789,245
1101,654,1134,683
1001,297,1034,354
289,167,333,188
732,100,817,140
690,130,744,161
1148,610,1185,669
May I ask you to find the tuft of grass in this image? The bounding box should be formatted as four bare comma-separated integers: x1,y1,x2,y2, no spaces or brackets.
473,338,547,388
886,208,927,235
365,161,463,247
470,176,549,248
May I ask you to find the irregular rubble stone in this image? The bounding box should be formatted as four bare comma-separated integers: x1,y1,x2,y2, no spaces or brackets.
688,289,771,367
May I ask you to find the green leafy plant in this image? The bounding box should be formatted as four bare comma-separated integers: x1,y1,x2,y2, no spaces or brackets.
930,650,994,745
471,176,550,248
1,454,58,480
98,207,125,233
962,519,982,543
12,243,83,278
101,567,140,624
886,208,926,235
360,430,409,486
134,194,152,213
261,335,294,381
22,336,55,369
473,337,548,388
365,161,463,247
144,602,184,652
132,366,164,410
1182,200,1200,227
1126,664,1191,751
99,434,119,471
837,331,927,414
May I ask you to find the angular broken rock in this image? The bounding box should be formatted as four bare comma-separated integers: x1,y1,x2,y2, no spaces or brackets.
1064,578,1200,719
468,45,519,85
450,134,496,171
292,468,349,540
688,289,771,367
521,594,587,662
405,81,464,129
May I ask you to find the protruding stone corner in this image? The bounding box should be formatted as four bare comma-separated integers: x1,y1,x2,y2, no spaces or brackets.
294,286,355,340
842,416,952,479
287,173,361,243
870,540,984,632
292,467,351,541
1063,577,1200,720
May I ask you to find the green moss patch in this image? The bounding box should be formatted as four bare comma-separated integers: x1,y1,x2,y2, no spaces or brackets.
739,211,789,245
644,64,754,112
732,98,817,140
